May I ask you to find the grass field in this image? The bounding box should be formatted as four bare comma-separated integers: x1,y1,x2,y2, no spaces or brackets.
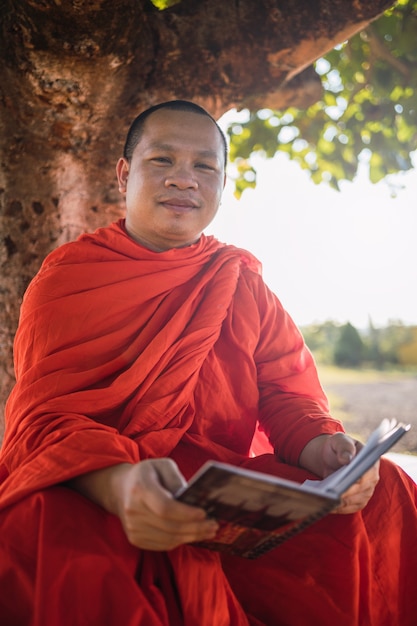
316,365,417,454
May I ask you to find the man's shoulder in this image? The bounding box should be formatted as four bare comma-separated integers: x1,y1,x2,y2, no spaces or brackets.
42,221,124,268
215,241,262,277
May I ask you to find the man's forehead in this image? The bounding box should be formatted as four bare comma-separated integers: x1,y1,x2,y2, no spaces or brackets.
145,109,220,138
147,107,212,123
141,111,224,153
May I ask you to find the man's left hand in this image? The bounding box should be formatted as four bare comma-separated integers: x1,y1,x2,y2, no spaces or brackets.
300,432,380,514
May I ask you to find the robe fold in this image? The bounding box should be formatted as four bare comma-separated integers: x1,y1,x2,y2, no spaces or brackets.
1,219,416,625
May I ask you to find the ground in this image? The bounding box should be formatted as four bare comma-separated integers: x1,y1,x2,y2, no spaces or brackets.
318,366,417,455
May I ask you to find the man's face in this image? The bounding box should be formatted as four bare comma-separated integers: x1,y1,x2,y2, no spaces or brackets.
116,108,226,251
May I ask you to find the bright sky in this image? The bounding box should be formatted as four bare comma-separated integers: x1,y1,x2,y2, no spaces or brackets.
206,111,417,330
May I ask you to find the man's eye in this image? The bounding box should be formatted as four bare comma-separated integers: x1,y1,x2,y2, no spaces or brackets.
152,157,171,164
196,163,215,170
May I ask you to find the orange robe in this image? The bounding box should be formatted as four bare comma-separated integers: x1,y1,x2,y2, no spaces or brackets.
1,220,416,625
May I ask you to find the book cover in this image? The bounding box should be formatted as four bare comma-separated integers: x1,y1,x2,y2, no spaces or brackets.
175,419,410,559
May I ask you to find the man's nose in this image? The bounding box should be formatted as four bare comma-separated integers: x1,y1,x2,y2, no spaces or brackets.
164,165,198,190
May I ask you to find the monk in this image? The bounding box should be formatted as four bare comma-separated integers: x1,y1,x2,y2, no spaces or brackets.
0,100,416,626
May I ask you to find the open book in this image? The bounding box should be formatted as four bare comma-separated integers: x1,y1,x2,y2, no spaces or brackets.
175,419,410,559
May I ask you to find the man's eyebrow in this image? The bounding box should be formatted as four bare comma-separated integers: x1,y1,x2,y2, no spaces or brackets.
145,142,174,152
196,149,221,160
146,142,220,160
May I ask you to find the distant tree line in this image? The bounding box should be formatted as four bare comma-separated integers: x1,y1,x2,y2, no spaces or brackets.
301,320,417,368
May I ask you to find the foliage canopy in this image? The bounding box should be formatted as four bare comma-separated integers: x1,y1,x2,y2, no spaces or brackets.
227,0,417,196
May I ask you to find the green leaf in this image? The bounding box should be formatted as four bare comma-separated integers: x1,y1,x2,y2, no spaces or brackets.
149,0,181,10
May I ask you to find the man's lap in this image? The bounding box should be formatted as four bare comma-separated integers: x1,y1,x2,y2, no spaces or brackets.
0,486,250,626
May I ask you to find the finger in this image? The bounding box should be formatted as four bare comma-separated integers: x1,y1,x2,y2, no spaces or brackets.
341,461,380,498
333,497,372,514
139,458,187,496
122,462,208,526
330,433,357,465
153,458,188,494
332,459,380,515
333,481,378,514
140,485,210,522
125,514,219,550
136,461,209,521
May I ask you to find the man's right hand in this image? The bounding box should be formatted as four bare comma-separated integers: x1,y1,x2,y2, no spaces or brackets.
68,458,219,551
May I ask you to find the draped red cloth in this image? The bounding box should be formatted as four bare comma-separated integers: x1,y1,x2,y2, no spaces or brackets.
1,220,416,625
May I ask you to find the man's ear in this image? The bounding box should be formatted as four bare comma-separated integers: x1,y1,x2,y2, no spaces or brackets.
116,158,129,193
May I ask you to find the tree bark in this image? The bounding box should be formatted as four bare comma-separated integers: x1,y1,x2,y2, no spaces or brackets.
0,0,393,434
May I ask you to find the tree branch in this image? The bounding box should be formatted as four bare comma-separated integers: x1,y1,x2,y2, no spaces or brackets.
366,24,411,79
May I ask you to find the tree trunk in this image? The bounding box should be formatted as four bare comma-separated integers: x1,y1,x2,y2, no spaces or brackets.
0,0,393,435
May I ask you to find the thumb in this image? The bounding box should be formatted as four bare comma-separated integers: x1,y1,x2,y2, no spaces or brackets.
152,458,188,495
333,434,356,465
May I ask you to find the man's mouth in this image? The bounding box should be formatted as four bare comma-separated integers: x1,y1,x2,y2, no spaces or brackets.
160,198,199,212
